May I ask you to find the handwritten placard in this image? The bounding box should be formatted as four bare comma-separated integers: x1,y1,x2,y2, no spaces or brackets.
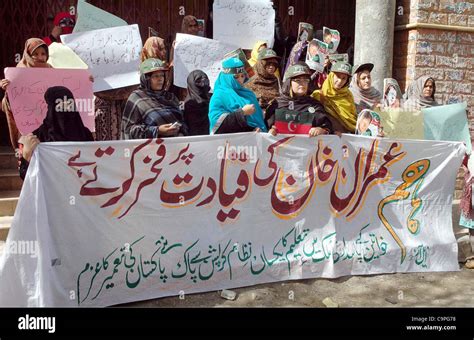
73,0,128,33
423,102,471,154
61,24,142,92
379,108,424,140
174,34,236,90
48,42,88,69
4,67,95,134
213,0,275,49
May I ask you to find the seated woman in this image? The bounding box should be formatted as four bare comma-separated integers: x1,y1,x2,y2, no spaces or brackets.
209,57,268,134
18,86,94,180
403,76,439,110
184,70,211,136
121,58,187,139
311,61,357,134
245,48,281,113
266,63,333,137
350,63,382,114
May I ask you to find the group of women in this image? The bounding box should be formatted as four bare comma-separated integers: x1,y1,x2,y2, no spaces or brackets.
1,16,471,268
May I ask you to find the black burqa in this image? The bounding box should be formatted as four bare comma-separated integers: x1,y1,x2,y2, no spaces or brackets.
184,70,211,136
34,86,93,142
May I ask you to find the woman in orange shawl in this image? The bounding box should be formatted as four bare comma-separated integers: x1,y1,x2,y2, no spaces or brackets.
1,38,52,150
311,61,357,133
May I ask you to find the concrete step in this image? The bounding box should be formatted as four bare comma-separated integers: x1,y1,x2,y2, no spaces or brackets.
0,190,20,217
0,216,13,241
0,147,17,170
0,168,22,191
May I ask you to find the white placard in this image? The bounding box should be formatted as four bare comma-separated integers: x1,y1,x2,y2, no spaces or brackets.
61,24,142,92
213,0,275,49
174,33,236,90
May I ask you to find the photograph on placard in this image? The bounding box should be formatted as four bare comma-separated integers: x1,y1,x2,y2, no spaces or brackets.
323,26,340,53
383,78,403,109
305,39,329,72
196,19,205,37
297,22,314,42
356,109,383,137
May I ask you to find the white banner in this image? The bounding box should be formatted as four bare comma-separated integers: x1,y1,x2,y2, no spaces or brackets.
0,133,465,307
61,24,142,92
173,34,235,90
213,0,275,49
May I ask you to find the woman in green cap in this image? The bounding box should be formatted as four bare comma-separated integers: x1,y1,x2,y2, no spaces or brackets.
121,58,187,139
311,61,357,134
266,63,333,137
209,57,268,134
245,48,281,113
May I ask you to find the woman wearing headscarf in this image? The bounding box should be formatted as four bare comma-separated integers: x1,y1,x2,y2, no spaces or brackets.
121,58,187,140
249,41,268,67
209,57,268,134
311,61,357,133
266,64,333,137
1,38,53,151
43,12,76,45
94,37,168,141
245,48,281,112
350,63,382,114
17,86,93,180
184,70,211,136
403,76,439,110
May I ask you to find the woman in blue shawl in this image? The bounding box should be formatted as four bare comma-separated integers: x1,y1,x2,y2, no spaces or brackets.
209,57,268,134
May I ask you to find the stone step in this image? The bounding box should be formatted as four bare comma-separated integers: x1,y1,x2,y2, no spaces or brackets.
0,190,20,217
0,168,22,191
0,216,13,241
0,147,17,170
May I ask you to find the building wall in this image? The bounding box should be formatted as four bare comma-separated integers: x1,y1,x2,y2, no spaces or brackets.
393,0,474,198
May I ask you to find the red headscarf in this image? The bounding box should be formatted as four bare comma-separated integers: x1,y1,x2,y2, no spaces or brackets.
54,12,76,35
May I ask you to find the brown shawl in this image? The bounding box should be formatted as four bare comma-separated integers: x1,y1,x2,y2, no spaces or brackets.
245,59,280,110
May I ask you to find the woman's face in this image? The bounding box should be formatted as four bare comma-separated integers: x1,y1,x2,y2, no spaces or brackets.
423,79,434,98
324,33,332,44
386,86,397,105
150,71,165,91
333,72,348,90
291,76,310,97
234,73,246,85
32,46,48,63
188,20,200,35
358,117,371,133
358,70,371,90
264,59,278,75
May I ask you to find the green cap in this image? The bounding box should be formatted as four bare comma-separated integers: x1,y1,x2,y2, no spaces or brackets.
258,48,281,61
283,63,312,82
353,63,374,75
140,58,169,75
331,61,352,76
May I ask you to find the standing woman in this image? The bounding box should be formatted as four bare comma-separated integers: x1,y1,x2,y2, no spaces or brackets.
184,70,211,136
266,64,333,137
245,48,281,112
94,37,169,141
403,76,439,110
209,58,268,134
311,61,357,133
249,41,268,67
121,58,187,139
350,63,382,114
1,38,52,151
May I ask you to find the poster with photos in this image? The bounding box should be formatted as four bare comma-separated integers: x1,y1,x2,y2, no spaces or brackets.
323,26,340,53
305,39,329,72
